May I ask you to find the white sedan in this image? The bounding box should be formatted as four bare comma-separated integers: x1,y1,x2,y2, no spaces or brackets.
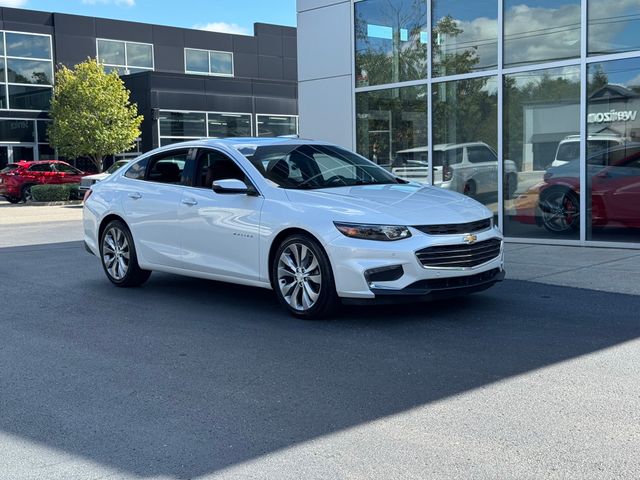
83,138,505,318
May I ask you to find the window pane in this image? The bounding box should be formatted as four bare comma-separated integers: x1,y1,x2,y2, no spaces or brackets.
0,119,35,142
185,49,209,73
210,52,233,75
356,86,427,171
0,58,5,83
147,152,188,184
160,137,198,147
256,115,298,137
126,42,153,68
504,67,580,239
586,58,640,243
433,76,498,214
504,0,580,68
208,113,251,137
8,85,52,110
355,0,428,87
6,33,51,59
432,0,497,77
159,111,206,137
37,120,50,143
98,39,125,66
589,1,640,55
6,59,53,85
38,144,56,160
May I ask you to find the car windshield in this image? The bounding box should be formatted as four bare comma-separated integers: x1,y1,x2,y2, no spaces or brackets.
106,161,129,174
234,143,403,189
0,164,20,174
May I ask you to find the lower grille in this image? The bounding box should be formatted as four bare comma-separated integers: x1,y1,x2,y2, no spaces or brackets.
416,238,502,268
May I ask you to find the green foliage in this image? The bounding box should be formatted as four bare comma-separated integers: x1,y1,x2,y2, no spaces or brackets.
48,58,143,172
30,184,80,202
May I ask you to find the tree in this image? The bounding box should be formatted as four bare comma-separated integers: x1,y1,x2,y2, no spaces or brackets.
48,58,143,172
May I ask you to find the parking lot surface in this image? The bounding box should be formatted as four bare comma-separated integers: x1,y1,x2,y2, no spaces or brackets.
1,238,639,480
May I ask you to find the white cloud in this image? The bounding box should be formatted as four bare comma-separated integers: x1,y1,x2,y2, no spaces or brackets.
81,0,135,6
0,0,28,7
193,22,250,36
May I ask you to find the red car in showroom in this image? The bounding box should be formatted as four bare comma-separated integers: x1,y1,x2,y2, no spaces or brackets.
514,144,640,233
0,160,87,203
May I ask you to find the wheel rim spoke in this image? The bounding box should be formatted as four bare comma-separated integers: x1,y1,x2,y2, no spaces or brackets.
278,242,322,312
103,227,130,280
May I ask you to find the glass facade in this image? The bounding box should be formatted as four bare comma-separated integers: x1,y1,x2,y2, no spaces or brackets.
256,115,298,137
354,0,640,246
185,48,234,76
0,31,53,110
97,39,154,75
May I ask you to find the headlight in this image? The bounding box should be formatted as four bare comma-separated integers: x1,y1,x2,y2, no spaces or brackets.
334,222,412,241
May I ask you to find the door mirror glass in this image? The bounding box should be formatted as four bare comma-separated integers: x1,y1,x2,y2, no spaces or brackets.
212,178,252,194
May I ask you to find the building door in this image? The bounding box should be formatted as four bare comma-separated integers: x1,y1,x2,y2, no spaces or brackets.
0,146,8,169
0,144,36,165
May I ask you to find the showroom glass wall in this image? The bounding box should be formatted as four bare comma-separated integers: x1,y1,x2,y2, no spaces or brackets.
354,0,640,246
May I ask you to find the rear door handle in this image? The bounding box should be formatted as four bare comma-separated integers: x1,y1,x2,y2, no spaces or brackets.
182,198,198,206
128,192,142,200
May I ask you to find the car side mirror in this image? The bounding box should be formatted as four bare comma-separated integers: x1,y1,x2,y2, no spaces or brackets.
212,178,257,195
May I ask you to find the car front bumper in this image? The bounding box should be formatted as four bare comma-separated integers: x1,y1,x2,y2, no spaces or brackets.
327,226,505,301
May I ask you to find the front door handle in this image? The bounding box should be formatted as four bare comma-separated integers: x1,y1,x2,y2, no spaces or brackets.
182,198,198,206
128,192,142,200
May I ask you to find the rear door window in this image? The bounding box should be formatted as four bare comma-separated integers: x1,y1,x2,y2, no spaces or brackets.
146,150,189,185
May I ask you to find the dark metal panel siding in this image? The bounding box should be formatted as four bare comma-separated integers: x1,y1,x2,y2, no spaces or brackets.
95,18,153,43
151,25,185,73
254,97,297,115
184,29,233,51
258,56,284,80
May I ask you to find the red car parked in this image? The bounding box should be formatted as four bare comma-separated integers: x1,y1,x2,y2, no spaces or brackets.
0,160,87,203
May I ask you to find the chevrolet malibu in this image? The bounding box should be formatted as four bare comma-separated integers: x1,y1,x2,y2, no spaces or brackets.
83,138,505,318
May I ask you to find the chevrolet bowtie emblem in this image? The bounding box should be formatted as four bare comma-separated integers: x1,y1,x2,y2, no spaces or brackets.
463,233,478,244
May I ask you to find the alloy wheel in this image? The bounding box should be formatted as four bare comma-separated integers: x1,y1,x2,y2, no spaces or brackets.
277,243,322,311
102,226,131,280
541,191,579,232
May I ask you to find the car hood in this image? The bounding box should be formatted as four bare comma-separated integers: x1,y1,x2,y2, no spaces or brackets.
285,183,492,225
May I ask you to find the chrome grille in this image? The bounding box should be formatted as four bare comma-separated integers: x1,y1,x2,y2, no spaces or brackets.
413,218,491,235
416,238,502,268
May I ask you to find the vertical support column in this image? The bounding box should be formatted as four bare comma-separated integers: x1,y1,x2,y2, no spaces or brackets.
350,0,357,151
579,0,587,244
497,0,505,232
426,0,433,185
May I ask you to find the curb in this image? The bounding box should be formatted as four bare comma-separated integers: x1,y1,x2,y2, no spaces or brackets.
27,200,83,206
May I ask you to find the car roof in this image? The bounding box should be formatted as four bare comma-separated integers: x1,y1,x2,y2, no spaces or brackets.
151,137,328,154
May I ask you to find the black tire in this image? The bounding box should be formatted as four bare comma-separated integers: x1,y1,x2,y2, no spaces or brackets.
505,173,518,199
463,180,477,197
21,184,34,203
271,234,338,319
539,189,580,234
6,196,20,204
99,219,151,287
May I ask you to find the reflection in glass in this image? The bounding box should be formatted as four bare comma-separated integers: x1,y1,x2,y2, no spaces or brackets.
356,86,427,169
8,85,52,110
210,52,233,75
126,42,153,68
432,76,500,215
159,111,206,137
587,58,640,242
38,144,56,160
354,0,427,87
37,120,50,143
589,1,640,55
7,59,53,85
0,58,5,83
504,67,580,239
432,0,497,77
256,115,298,137
0,119,35,142
208,113,251,137
97,39,125,65
5,33,51,59
504,0,580,67
185,49,209,74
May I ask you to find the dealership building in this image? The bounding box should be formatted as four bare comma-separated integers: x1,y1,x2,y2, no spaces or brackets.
0,6,298,169
297,0,640,247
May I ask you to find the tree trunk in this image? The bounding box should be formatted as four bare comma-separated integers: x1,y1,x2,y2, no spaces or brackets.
91,155,104,173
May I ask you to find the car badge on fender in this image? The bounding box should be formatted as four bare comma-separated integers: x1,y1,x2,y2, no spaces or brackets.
463,233,477,244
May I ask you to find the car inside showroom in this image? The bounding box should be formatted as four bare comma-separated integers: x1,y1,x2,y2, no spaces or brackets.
297,0,640,247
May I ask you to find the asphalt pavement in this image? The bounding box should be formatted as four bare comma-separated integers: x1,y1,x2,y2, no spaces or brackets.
0,239,639,479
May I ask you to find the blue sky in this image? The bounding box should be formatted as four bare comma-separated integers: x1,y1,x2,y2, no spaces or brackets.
0,0,297,34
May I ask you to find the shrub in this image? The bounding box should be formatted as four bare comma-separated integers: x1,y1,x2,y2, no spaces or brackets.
30,183,80,202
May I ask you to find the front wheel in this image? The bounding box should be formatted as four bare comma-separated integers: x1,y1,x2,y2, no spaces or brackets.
6,196,20,204
21,184,34,203
100,219,151,287
540,189,579,234
272,234,338,319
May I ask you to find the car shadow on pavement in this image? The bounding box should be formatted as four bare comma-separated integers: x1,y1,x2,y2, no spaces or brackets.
1,242,640,478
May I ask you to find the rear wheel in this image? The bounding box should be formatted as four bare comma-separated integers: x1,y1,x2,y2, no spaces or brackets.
272,234,338,319
463,180,477,197
100,219,151,287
